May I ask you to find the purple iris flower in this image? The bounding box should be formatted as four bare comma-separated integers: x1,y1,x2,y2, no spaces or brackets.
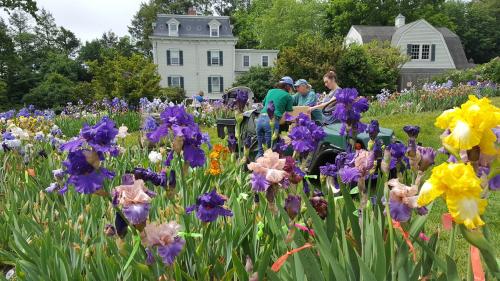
61,116,119,155
284,194,301,220
145,248,155,265
403,125,420,139
489,175,499,191
333,88,369,136
133,167,167,187
165,150,174,166
339,167,360,184
288,113,326,154
123,204,150,225
147,105,206,168
389,200,411,222
227,133,237,153
143,116,158,132
115,212,128,238
2,132,15,141
63,150,115,194
416,206,428,216
417,146,436,171
17,108,30,117
251,172,269,192
373,138,384,158
267,101,275,119
389,143,408,170
157,237,185,265
366,120,380,140
319,163,337,177
235,90,249,112
186,189,233,222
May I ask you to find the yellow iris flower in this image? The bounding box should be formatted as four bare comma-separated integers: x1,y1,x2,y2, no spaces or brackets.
417,162,486,229
435,95,500,154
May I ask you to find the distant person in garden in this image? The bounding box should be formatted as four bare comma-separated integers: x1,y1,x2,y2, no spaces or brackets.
293,79,322,124
194,91,205,103
192,91,205,111
308,70,342,125
256,76,294,158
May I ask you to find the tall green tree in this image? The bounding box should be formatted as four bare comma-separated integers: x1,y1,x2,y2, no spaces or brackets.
35,8,59,51
253,0,326,49
55,27,80,56
87,53,162,104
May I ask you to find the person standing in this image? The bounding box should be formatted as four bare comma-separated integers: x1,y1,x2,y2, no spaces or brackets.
256,76,294,158
292,79,322,124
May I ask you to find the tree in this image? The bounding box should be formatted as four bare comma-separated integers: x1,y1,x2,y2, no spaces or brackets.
273,34,344,92
35,9,59,51
55,27,80,56
335,42,407,96
253,0,327,49
458,0,499,63
88,53,162,104
22,72,76,109
233,66,274,101
39,52,89,82
1,0,38,18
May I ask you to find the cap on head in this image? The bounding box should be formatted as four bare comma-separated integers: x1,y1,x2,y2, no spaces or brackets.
279,76,294,87
294,79,308,87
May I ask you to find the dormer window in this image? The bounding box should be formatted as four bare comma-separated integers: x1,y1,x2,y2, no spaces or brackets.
208,19,221,37
210,26,219,37
167,18,179,37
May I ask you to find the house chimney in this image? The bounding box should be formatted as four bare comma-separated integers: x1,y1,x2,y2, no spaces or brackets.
188,7,197,16
395,14,405,28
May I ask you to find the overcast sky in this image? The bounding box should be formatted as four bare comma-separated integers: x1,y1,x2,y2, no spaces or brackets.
2,0,145,43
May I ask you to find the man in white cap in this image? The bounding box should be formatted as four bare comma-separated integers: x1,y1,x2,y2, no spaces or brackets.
293,79,322,124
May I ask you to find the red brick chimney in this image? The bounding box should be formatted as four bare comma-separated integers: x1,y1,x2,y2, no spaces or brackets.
187,7,197,16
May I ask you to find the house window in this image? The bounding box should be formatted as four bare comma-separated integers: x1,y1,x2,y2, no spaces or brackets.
169,23,178,36
421,44,430,60
208,76,224,93
208,50,223,66
243,55,250,67
410,45,420,60
210,26,219,37
262,56,269,67
170,50,180,65
168,76,184,89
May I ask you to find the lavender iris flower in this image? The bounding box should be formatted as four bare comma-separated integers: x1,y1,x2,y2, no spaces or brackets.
389,143,408,170
186,189,233,222
389,200,411,222
123,204,150,225
339,167,360,184
319,163,337,177
157,237,185,265
417,146,436,171
403,125,420,139
142,116,158,132
251,172,269,192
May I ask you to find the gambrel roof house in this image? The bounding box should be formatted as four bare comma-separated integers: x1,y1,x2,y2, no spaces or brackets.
150,11,278,99
345,14,472,89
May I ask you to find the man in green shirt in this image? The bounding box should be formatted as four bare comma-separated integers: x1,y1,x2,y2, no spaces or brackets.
292,79,322,124
256,76,294,157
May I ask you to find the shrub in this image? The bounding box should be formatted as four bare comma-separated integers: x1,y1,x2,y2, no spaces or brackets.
22,73,76,110
433,57,500,84
233,66,274,101
159,87,186,104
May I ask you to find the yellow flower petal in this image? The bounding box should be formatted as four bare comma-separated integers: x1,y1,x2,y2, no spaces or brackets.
444,119,481,151
478,128,499,156
446,195,487,229
417,180,443,206
435,108,460,129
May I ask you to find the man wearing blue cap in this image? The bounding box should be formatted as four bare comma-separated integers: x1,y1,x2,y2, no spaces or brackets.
256,76,295,158
293,79,322,124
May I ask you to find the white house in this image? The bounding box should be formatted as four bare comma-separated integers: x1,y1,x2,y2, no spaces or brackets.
344,14,471,89
150,12,278,99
